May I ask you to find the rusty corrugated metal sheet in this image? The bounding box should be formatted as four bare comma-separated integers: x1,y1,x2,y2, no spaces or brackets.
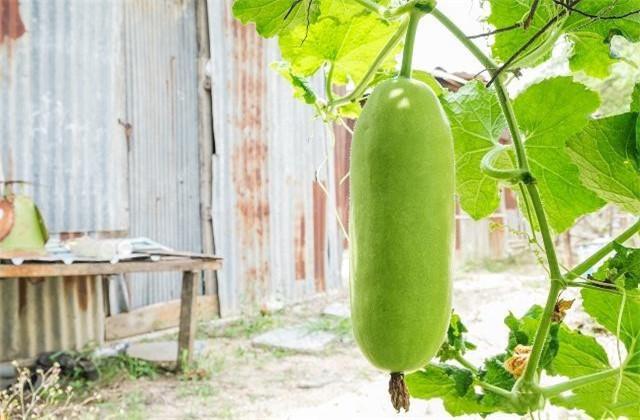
209,0,342,316
124,0,204,309
0,0,120,362
0,0,128,234
0,276,104,362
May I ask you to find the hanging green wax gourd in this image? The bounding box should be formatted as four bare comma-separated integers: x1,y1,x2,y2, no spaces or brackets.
349,3,454,412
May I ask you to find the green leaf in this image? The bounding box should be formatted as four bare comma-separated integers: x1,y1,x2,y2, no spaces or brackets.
503,305,559,371
550,289,640,418
337,101,361,119
487,0,640,71
278,0,400,85
632,86,640,157
566,112,640,214
550,324,610,377
583,289,640,363
406,364,514,416
592,243,640,290
568,32,617,78
270,61,318,104
232,0,320,38
438,312,477,361
505,305,543,349
552,375,640,420
565,0,640,43
479,356,516,408
632,84,640,113
487,0,559,66
442,81,509,220
513,77,605,232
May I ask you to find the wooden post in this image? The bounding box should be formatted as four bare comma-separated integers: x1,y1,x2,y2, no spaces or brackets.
177,270,200,371
195,0,218,305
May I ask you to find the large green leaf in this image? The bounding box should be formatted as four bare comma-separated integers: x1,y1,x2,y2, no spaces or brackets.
278,0,400,85
550,324,610,377
442,81,509,220
513,77,604,232
551,289,640,419
592,243,640,290
632,85,640,113
566,112,640,215
232,0,320,38
406,364,515,416
568,32,617,78
487,0,559,66
565,0,640,42
487,0,640,75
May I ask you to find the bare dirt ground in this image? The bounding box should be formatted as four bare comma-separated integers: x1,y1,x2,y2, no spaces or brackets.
86,266,612,420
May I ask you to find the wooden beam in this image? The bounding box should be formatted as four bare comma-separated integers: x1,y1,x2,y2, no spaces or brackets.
0,258,221,278
177,271,199,371
104,294,218,341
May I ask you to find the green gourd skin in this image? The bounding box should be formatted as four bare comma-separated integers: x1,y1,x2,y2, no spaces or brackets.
350,77,455,373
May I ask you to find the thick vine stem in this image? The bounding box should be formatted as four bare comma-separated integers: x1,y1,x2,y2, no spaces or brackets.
389,372,410,412
480,145,532,183
565,218,640,282
454,353,479,374
431,7,565,388
538,368,620,398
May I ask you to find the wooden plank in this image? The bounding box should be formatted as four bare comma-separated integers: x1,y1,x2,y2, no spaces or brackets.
177,271,199,371
105,294,218,341
0,258,221,278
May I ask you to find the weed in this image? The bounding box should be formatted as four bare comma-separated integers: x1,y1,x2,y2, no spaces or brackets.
198,314,280,339
0,362,100,419
95,354,161,383
306,317,353,338
177,382,217,399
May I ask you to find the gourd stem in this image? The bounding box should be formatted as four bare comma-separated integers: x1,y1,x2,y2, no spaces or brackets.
538,368,619,398
328,18,409,108
480,145,530,182
400,10,423,78
565,218,640,281
454,354,478,374
431,7,564,387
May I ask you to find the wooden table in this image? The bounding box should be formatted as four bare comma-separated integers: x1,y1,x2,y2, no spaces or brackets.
0,257,222,371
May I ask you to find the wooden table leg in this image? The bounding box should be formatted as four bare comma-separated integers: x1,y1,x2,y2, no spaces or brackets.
177,270,199,371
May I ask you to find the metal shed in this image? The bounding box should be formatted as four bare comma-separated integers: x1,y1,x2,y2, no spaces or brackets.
0,0,344,361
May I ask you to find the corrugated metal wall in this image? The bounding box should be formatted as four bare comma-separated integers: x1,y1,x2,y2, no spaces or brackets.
209,0,342,316
0,0,128,233
0,0,350,360
124,0,203,309
0,0,122,361
0,276,104,362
